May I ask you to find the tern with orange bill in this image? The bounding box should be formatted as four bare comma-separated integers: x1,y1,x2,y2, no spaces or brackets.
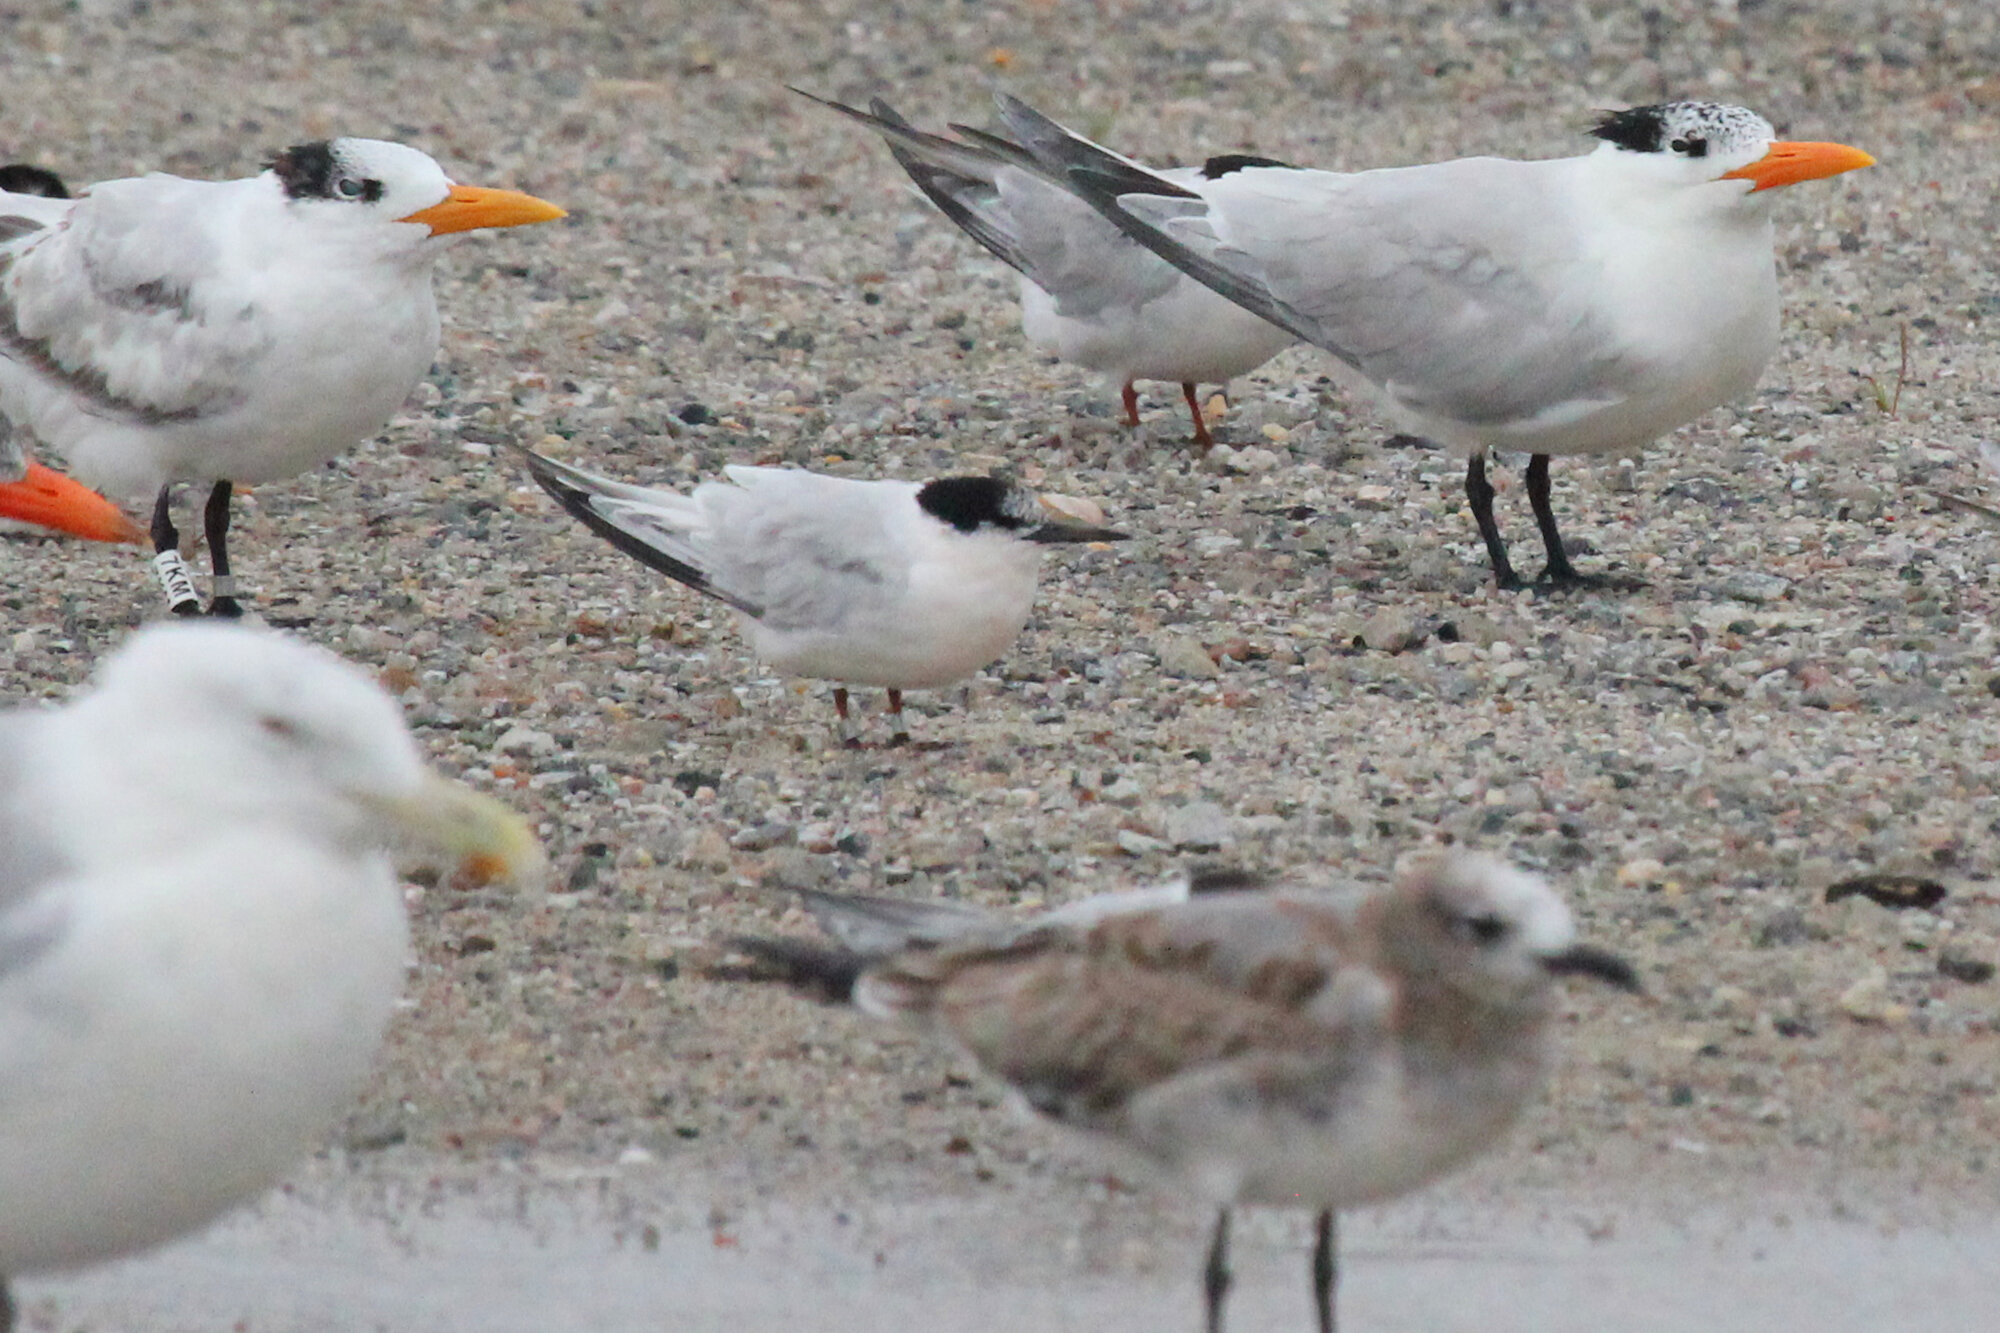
989,96,1874,587
0,140,565,615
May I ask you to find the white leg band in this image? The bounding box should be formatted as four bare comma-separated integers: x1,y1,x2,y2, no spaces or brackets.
152,550,201,611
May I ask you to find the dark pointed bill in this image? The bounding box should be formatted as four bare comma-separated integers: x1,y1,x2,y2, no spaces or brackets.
1542,943,1642,992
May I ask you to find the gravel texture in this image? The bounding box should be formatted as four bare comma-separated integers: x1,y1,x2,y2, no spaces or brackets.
6,0,2000,1304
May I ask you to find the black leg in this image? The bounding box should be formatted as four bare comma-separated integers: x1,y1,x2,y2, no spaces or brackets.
1312,1210,1338,1333
885,687,909,748
1183,382,1214,451
149,485,202,616
1525,454,1642,590
204,479,243,618
2,1276,15,1333
1464,453,1521,590
1525,454,1580,583
1203,1208,1232,1333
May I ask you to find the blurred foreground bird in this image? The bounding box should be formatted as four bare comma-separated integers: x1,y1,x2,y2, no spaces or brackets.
800,90,1295,451
989,95,1873,587
0,624,542,1331
516,446,1126,746
0,140,564,616
731,853,1640,1333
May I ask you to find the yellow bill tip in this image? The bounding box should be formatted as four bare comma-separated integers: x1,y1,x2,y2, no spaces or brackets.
377,772,546,888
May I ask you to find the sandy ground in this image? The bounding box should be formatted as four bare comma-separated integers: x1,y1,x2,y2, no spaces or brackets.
6,0,2000,1327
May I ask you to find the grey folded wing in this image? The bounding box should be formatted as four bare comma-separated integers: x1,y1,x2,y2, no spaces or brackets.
999,93,1642,429
1,174,272,425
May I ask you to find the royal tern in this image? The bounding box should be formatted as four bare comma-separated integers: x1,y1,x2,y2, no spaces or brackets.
515,446,1126,745
732,853,1639,1333
990,96,1873,587
800,90,1295,451
0,139,565,616
0,623,541,1332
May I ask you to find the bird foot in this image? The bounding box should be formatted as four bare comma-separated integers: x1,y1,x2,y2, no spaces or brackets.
1533,564,1646,593
206,595,246,619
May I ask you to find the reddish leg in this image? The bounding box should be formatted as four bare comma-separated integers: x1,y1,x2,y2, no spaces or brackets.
1183,382,1214,451
833,686,861,749
1121,381,1140,428
886,688,909,748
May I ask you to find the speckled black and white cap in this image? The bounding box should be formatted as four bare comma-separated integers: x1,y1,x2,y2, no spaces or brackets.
1588,102,1775,162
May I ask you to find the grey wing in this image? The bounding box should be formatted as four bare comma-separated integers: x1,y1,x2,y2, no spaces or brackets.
0,714,73,980
706,481,911,633
813,91,1190,322
1068,154,1640,428
791,888,1000,953
1,175,272,423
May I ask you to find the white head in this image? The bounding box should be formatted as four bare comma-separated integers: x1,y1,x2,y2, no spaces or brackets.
57,624,537,878
1379,852,1638,1010
265,137,566,243
1585,101,1873,202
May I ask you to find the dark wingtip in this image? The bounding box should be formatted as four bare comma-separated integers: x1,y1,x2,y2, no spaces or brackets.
725,934,869,1003
1187,866,1267,895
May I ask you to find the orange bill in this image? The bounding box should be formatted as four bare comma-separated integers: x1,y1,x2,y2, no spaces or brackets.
0,460,145,543
399,185,567,235
1722,141,1876,192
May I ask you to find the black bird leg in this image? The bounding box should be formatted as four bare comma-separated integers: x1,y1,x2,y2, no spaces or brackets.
1525,453,1581,583
1526,454,1643,589
149,484,202,616
204,479,244,618
1312,1210,1339,1333
1203,1207,1233,1333
1464,452,1522,590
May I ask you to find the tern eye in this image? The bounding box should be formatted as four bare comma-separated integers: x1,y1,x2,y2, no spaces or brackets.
259,714,303,742
1462,913,1509,945
1670,135,1708,158
334,176,384,201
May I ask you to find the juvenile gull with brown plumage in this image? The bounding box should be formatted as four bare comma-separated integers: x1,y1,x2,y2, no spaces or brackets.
731,853,1639,1332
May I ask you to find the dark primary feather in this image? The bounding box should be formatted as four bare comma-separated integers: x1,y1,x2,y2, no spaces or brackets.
514,447,763,617
1061,165,1328,352
727,934,870,1003
993,94,1201,201
1199,154,1295,179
